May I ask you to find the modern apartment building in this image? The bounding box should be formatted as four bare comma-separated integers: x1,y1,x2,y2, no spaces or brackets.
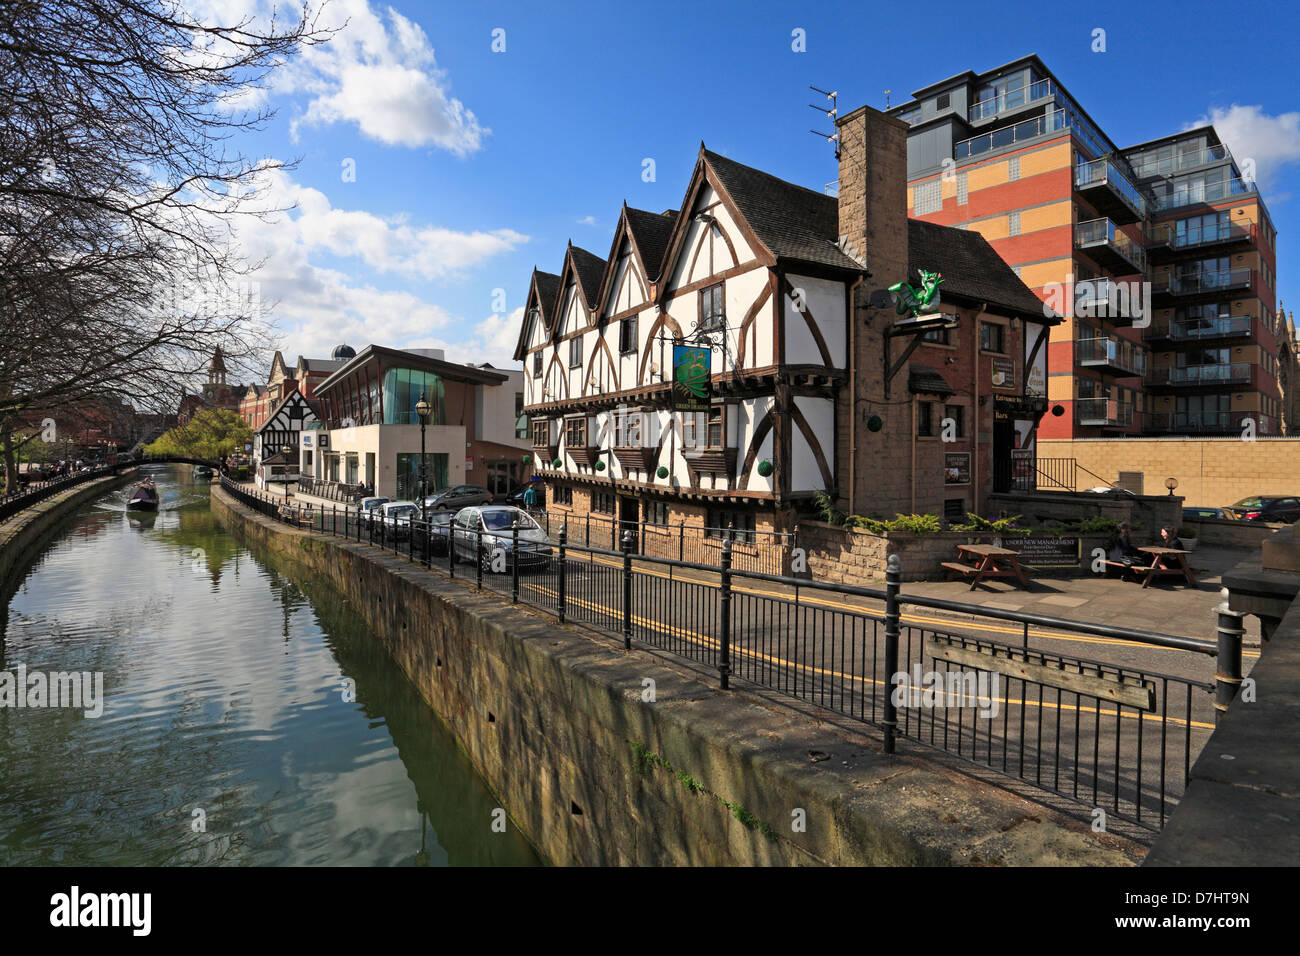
890,54,1281,439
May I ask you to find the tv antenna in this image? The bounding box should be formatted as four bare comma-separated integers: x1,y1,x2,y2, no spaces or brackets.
884,88,891,108
808,85,839,159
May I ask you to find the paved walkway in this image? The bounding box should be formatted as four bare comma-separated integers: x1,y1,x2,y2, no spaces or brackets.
898,545,1259,645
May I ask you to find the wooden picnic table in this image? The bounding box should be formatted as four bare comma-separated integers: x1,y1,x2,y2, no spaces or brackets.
942,543,1030,590
1134,546,1197,589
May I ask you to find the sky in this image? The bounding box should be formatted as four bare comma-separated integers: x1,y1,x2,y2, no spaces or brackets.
208,0,1300,378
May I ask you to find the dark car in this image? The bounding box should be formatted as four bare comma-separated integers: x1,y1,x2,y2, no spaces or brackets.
423,484,492,512
451,506,553,571
1182,506,1224,521
1222,496,1300,523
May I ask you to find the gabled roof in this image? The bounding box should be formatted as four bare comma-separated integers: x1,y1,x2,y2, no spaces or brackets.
907,219,1058,323
623,205,678,281
512,268,562,360
699,148,864,273
255,387,319,435
568,243,606,310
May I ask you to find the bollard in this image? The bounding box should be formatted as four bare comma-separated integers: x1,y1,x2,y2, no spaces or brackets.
719,536,733,690
1215,588,1245,721
557,527,567,624
622,530,634,650
511,519,520,604
882,554,902,754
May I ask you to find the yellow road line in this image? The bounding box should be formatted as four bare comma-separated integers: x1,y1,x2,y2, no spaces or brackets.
567,551,1258,660
520,580,1215,731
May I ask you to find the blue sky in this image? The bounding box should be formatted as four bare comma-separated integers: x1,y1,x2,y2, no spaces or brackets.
225,0,1300,372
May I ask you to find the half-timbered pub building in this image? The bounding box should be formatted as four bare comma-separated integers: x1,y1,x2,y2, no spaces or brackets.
515,106,1060,549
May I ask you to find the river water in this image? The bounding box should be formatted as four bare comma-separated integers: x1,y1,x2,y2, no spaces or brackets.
0,464,539,866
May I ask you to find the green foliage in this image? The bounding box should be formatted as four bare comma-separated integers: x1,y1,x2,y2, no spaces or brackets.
1077,516,1120,534
813,490,845,526
950,513,1026,534
1178,525,1197,538
145,409,251,461
675,770,704,794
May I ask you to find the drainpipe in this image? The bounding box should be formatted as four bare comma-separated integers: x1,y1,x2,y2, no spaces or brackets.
974,301,986,511
848,275,865,516
910,398,916,513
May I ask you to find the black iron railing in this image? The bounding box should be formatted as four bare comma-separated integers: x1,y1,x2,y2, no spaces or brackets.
219,476,1235,832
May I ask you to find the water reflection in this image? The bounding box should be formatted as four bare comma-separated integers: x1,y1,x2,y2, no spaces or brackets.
0,465,539,866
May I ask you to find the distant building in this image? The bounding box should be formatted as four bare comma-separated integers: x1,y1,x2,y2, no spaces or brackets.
239,348,348,429
178,346,250,425
310,345,530,499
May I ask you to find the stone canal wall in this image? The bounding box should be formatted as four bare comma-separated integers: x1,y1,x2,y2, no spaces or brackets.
211,484,1143,866
0,469,140,584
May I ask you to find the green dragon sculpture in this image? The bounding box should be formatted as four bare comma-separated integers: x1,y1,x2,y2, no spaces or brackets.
888,269,943,318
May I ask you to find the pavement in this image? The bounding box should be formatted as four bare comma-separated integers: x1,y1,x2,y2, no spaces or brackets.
897,545,1261,646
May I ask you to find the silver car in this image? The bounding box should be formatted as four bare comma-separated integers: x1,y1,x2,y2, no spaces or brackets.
378,500,419,540
452,506,553,571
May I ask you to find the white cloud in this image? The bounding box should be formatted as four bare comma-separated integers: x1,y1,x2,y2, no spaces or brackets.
1187,105,1300,188
577,215,598,227
282,0,488,153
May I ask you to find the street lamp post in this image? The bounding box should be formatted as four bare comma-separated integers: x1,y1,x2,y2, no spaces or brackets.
415,392,432,522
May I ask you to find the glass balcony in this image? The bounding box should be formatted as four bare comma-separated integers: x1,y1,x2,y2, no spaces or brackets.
1153,268,1254,296
1076,398,1133,427
1145,363,1252,386
967,79,1055,122
1153,177,1257,211
956,107,1069,160
1144,315,1253,342
1144,410,1273,434
1128,143,1232,180
1075,335,1146,376
1075,218,1146,273
1075,157,1147,223
1074,278,1149,325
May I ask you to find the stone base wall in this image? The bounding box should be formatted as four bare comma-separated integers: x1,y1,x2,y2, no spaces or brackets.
211,484,1140,866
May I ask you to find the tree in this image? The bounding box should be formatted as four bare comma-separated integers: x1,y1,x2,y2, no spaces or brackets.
145,409,251,461
0,0,333,489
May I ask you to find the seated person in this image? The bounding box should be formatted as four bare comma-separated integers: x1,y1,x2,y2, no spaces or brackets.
1154,526,1185,568
1107,522,1143,565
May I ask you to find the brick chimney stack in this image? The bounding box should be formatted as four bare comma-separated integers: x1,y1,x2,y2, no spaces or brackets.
834,105,913,517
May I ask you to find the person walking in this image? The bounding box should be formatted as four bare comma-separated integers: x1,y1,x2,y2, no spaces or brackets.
522,483,537,511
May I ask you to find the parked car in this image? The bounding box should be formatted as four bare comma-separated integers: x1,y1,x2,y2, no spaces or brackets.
1182,506,1224,521
356,496,390,529
377,500,419,540
1222,496,1300,523
504,482,545,509
451,505,553,571
424,484,493,512
422,510,455,557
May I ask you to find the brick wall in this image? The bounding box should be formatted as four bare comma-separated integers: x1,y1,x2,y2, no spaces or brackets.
1040,437,1300,508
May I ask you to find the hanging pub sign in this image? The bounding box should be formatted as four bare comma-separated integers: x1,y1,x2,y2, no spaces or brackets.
672,345,711,412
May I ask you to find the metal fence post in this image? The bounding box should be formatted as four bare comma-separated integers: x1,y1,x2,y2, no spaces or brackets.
449,518,456,578
883,554,901,754
557,527,567,624
679,521,685,562
511,519,520,604
719,536,733,690
476,528,484,590
622,530,633,649
1215,587,1245,722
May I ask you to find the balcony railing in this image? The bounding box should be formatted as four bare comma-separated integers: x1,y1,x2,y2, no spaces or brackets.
1146,363,1252,386
1128,143,1232,180
1144,315,1252,342
1148,221,1253,250
1154,268,1254,296
967,79,1055,121
1075,335,1147,376
1153,177,1257,211
956,107,1069,160
1075,217,1146,272
1144,410,1267,434
1075,157,1147,220
1073,278,1149,324
1076,398,1133,427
